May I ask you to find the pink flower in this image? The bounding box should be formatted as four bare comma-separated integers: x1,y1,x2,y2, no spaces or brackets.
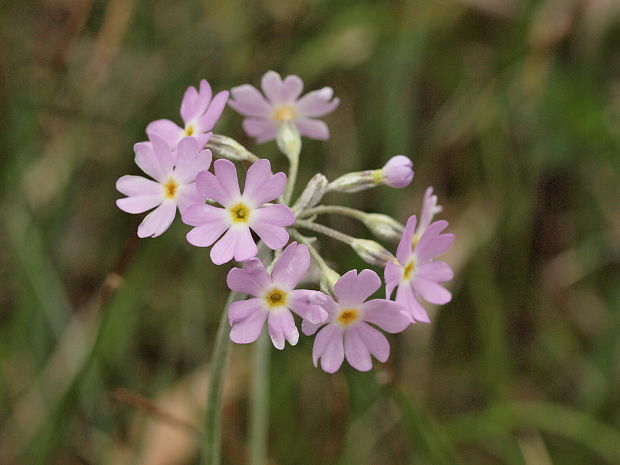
416,186,442,239
384,215,454,323
116,136,211,238
146,79,229,151
228,71,340,143
303,270,410,373
182,158,295,264
226,242,329,349
381,155,413,188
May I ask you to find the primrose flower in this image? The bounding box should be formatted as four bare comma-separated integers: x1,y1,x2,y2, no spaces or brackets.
415,186,443,241
303,270,410,373
227,242,328,349
384,216,454,323
380,155,414,188
182,158,295,264
147,79,228,151
116,136,210,238
228,71,339,143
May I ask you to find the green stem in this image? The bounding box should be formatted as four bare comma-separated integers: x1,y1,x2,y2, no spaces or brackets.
299,204,366,221
283,152,299,205
203,290,244,465
250,331,270,465
294,219,356,245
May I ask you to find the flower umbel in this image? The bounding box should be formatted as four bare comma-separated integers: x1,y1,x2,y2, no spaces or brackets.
116,136,211,238
303,269,410,373
228,71,340,143
227,242,328,349
182,158,295,264
147,79,229,152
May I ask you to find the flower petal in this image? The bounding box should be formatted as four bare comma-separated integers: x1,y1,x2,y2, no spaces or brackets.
261,70,284,103
344,326,372,371
252,204,295,227
243,159,286,206
134,140,173,182
200,90,229,131
182,204,226,227
356,322,390,363
416,261,453,282
312,324,344,373
268,310,299,350
295,118,330,140
413,277,452,305
116,175,161,196
137,202,176,238
250,221,289,251
213,159,241,203
289,289,328,324
174,137,212,183
395,283,430,323
396,215,416,265
384,260,402,299
146,120,183,147
226,258,271,297
228,84,272,117
228,297,262,325
280,74,304,102
210,226,257,265
175,183,203,212
296,87,339,117
116,195,162,214
230,308,267,344
241,117,278,143
271,242,310,290
362,299,411,333
195,160,240,206
333,269,381,307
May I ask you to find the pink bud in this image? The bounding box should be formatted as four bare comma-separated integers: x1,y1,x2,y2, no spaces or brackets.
382,155,413,188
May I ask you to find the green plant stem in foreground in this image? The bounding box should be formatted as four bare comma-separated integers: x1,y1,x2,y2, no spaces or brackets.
250,330,270,465
203,290,244,465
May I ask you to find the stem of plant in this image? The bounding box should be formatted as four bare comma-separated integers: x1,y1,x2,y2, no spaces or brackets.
250,330,270,465
294,219,356,245
299,204,366,221
203,289,244,465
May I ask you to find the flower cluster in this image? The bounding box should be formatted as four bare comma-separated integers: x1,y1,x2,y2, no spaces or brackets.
116,71,454,373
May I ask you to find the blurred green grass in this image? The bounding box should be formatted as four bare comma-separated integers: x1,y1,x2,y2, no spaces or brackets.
1,0,620,464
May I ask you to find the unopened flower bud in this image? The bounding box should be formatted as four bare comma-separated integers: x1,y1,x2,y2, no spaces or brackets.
276,122,301,160
206,134,259,162
351,239,395,267
362,213,405,243
292,174,328,214
319,267,340,295
379,155,413,188
326,170,376,193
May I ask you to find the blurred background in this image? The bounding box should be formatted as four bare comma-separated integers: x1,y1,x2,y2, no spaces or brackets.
1,0,620,463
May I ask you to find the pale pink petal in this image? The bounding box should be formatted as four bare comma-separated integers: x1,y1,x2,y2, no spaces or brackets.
362,299,410,333
137,202,176,238
396,215,416,264
250,221,289,251
395,283,429,323
182,204,227,227
134,141,172,182
186,223,228,248
314,325,345,373
116,195,162,214
233,227,258,262
175,183,203,212
289,289,328,324
413,277,452,305
226,258,271,297
344,326,372,371
230,309,267,344
253,204,295,227
195,159,240,206
210,226,257,265
243,159,286,205
295,118,330,140
333,269,381,307
116,175,161,196
418,187,442,235
193,132,212,149
200,90,229,131
415,232,455,263
279,75,304,102
272,242,309,290
261,70,284,103
228,298,263,325
268,310,298,350
296,88,339,117
241,118,278,143
146,119,184,146
213,159,241,202
384,260,402,299
174,137,212,183
356,322,390,363
302,319,324,336
416,261,453,282
228,84,272,117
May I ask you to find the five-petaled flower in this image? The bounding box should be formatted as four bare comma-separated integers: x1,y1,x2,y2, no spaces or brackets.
116,136,211,238
182,158,295,264
227,242,329,349
384,215,454,324
228,71,340,143
303,269,410,373
147,79,229,153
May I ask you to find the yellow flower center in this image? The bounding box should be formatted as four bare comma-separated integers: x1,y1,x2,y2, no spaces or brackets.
184,124,195,136
163,179,179,199
411,233,420,249
402,259,415,281
229,202,251,223
336,308,359,326
273,105,295,122
265,288,287,308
